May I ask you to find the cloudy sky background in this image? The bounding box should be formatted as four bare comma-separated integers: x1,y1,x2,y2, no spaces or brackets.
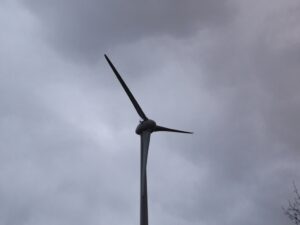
1,0,300,224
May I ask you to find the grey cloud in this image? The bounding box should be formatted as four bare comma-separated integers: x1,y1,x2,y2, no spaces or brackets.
197,1,300,154
21,0,234,62
1,0,300,225
0,82,138,225
134,2,300,224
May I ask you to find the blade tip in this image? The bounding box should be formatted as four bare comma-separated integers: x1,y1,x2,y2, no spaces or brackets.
104,54,110,61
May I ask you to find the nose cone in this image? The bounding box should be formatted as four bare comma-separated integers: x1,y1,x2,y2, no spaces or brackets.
136,120,156,135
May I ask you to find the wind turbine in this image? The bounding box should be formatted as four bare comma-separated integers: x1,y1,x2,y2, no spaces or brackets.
104,54,192,225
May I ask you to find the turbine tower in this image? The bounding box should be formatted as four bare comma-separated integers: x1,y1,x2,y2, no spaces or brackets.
105,54,192,225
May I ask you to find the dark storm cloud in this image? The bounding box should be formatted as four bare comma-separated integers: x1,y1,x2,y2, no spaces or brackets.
165,1,300,224
1,0,300,225
198,0,300,154
111,1,300,224
21,0,234,62
0,64,138,224
0,3,138,224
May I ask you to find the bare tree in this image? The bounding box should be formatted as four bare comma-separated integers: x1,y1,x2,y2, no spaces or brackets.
284,183,300,225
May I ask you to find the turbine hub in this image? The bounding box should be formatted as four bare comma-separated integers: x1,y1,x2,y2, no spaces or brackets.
135,119,156,135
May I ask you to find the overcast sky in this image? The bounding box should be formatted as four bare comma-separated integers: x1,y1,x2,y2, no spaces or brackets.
1,0,300,224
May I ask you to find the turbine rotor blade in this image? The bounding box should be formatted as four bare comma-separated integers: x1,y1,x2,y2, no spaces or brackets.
154,125,193,134
104,54,148,120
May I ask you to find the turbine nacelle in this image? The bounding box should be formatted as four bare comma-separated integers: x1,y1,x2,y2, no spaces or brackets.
136,119,156,135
